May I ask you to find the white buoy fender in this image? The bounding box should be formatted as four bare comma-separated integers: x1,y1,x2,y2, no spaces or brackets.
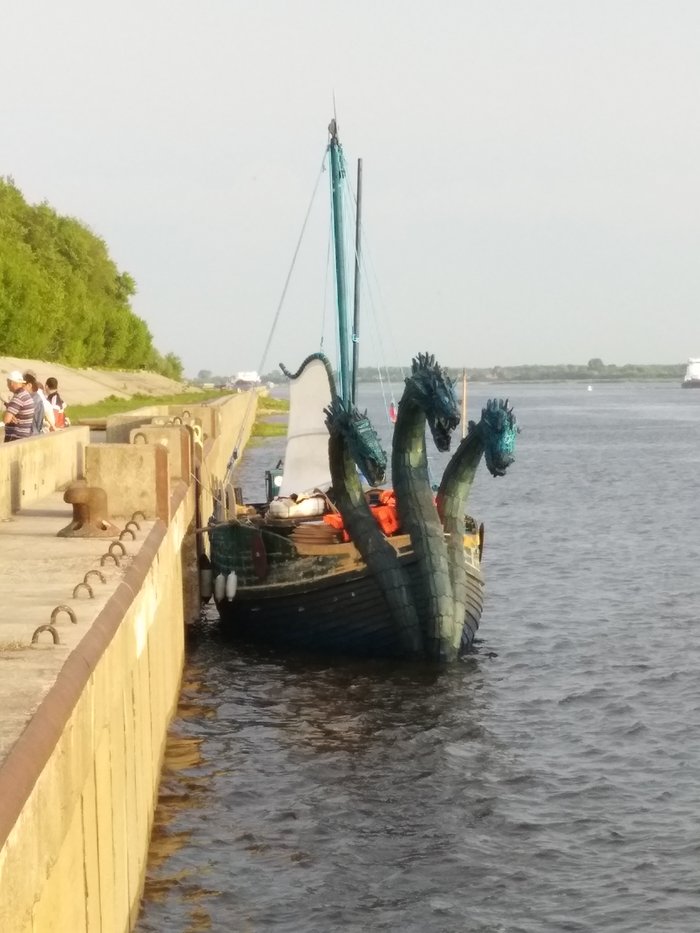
200,568,213,601
213,573,226,601
225,571,238,601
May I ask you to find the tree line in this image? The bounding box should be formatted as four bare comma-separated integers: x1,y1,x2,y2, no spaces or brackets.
188,360,686,387
0,177,182,379
257,358,685,385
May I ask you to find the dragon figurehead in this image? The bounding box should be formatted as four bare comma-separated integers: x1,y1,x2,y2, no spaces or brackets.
324,397,388,487
389,351,462,659
472,398,518,477
403,352,460,452
435,395,518,654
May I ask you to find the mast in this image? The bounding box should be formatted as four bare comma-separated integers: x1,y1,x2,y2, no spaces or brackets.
328,119,351,403
351,158,363,405
461,368,468,439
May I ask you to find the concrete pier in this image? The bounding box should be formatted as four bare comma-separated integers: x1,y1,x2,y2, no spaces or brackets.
0,391,258,931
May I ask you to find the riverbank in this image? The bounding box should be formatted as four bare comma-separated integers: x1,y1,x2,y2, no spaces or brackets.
0,356,196,407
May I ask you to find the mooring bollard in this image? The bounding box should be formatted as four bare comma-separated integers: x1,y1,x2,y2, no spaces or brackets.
58,481,120,538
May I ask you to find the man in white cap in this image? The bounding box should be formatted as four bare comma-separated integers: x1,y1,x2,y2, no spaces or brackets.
3,371,34,442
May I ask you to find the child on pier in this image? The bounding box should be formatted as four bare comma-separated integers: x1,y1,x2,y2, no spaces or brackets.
45,377,70,428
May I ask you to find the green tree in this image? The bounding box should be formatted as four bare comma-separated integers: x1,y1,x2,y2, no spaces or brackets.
0,176,182,380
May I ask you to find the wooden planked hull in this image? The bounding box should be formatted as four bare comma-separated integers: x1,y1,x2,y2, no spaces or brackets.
210,523,485,658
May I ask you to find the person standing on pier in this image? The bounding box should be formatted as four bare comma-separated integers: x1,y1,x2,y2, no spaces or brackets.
45,376,68,428
23,372,55,434
3,371,34,442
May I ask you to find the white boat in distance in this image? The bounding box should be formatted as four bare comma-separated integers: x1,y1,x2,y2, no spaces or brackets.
681,358,700,388
228,371,262,390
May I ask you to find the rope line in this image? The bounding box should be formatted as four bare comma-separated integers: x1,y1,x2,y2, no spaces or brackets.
341,164,402,421
224,148,330,487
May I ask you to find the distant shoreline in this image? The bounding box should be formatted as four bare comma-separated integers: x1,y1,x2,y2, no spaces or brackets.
447,376,683,384
263,362,687,386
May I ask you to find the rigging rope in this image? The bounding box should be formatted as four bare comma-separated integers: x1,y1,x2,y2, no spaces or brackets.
223,150,329,489
255,151,329,387
340,161,404,423
320,208,334,356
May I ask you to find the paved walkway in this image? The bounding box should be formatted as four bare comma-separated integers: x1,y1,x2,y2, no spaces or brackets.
0,491,155,764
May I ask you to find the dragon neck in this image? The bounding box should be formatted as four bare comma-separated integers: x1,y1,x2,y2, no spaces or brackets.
391,391,461,659
434,425,485,632
436,424,485,529
328,432,375,538
327,429,424,656
391,394,431,493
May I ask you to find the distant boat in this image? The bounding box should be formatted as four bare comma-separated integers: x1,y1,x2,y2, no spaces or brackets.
229,370,262,391
681,358,700,388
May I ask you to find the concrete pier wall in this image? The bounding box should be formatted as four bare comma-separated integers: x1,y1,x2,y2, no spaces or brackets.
0,426,90,519
0,390,260,931
0,486,191,932
194,391,259,528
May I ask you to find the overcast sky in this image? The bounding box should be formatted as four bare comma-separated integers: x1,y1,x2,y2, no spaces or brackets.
4,1,700,377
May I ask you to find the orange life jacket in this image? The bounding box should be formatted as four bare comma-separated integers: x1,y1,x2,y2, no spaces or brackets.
322,489,401,540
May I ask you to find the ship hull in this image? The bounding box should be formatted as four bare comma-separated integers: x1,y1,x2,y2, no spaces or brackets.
210,523,485,659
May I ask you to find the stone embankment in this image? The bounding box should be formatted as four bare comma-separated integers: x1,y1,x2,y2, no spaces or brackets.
0,389,258,931
0,356,197,406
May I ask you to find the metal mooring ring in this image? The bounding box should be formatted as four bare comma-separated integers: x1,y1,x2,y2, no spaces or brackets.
119,528,136,541
131,510,147,522
32,625,60,645
125,519,141,532
101,553,120,567
72,582,94,599
84,570,106,585
51,605,78,625
109,541,127,557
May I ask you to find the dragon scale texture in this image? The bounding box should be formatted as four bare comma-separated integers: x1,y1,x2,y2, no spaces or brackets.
391,353,462,660
436,399,518,647
325,397,424,656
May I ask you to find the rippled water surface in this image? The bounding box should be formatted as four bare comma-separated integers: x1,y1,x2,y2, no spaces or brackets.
137,382,700,932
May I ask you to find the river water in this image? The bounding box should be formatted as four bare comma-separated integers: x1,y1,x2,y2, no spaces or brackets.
136,381,700,932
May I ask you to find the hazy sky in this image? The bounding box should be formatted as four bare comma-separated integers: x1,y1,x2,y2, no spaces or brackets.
4,1,700,376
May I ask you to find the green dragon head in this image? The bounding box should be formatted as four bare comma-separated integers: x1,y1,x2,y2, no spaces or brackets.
324,397,388,486
405,352,460,452
472,398,518,477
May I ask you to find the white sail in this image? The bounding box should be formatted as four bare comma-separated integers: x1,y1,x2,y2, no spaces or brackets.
278,357,333,497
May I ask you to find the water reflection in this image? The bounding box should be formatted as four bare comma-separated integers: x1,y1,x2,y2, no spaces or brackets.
138,620,497,932
139,671,219,931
